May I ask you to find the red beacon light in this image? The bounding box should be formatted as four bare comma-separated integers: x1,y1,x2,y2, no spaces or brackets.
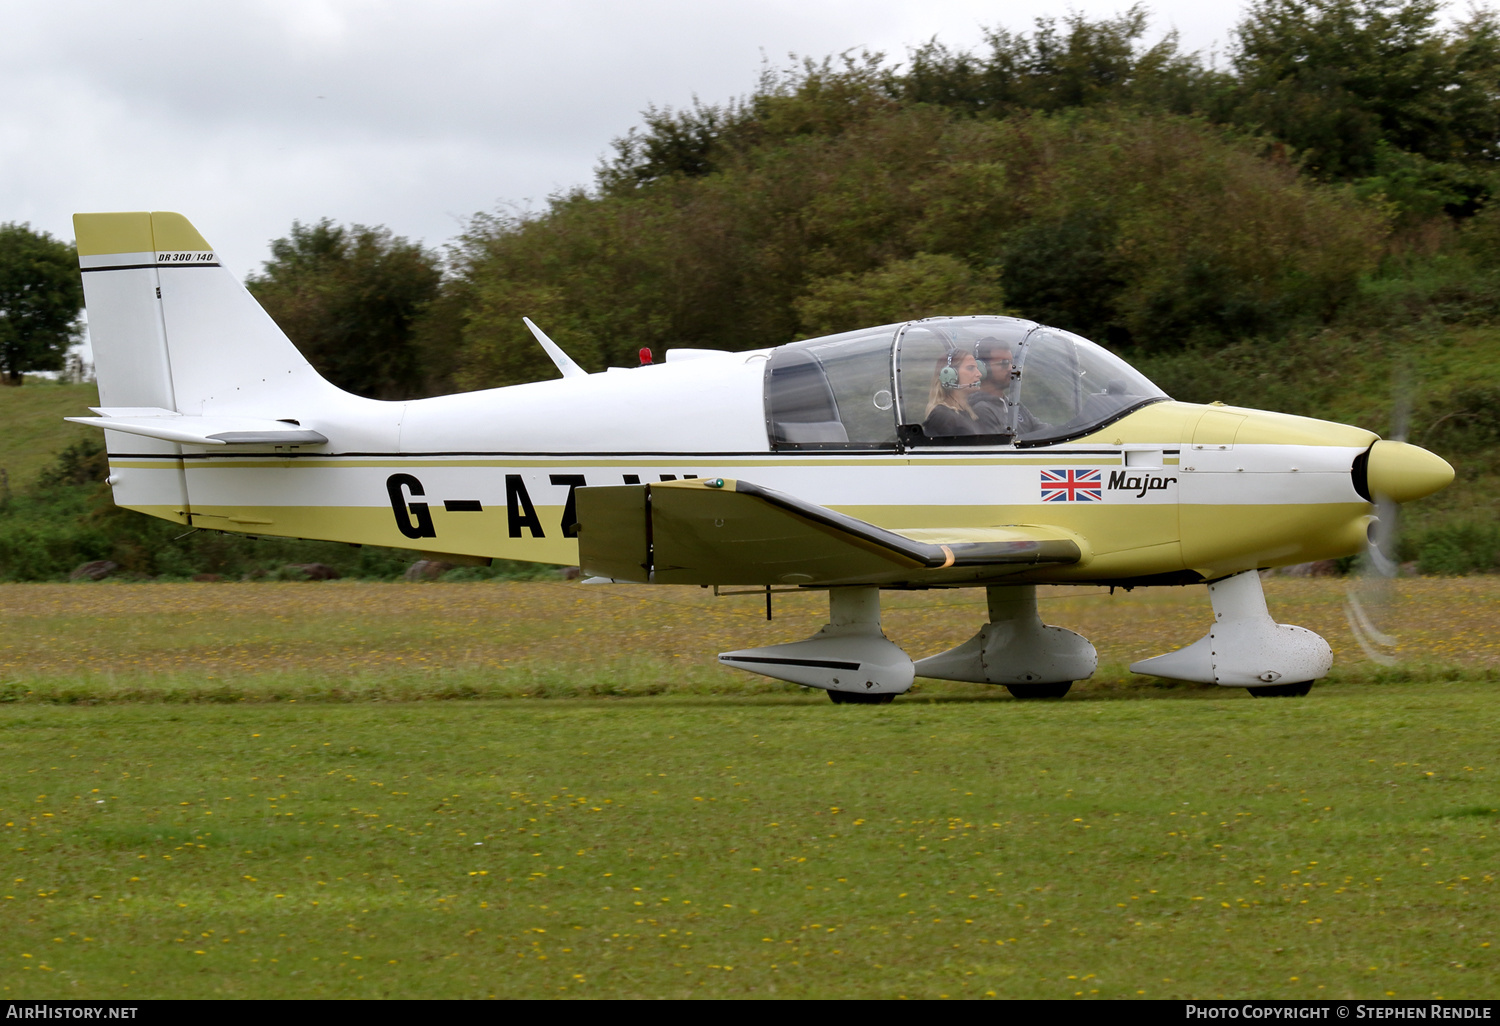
639,347,653,366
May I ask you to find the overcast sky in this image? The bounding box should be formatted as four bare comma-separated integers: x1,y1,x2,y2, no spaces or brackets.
3,0,1243,280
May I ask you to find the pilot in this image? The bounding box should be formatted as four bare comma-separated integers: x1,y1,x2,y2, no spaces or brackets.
922,349,983,438
970,337,1034,437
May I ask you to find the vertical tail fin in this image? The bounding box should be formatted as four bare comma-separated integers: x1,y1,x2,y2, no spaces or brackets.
74,211,338,417
74,211,349,526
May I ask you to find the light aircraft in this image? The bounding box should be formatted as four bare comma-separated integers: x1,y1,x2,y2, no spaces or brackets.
68,211,1455,703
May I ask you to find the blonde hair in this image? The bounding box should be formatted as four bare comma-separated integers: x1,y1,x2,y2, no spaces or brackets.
923,354,978,420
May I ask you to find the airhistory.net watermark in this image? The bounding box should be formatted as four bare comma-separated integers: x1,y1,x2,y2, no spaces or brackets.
5,1008,137,1020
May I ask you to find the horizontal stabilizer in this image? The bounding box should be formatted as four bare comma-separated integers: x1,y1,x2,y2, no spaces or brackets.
68,409,327,447
576,477,1082,586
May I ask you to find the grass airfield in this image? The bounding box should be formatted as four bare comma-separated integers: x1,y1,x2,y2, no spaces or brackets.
0,580,1496,999
0,577,1495,702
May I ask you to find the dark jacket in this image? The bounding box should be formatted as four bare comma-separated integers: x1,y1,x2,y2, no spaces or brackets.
923,403,981,439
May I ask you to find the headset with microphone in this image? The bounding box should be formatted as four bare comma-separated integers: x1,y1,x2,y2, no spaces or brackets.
938,346,986,389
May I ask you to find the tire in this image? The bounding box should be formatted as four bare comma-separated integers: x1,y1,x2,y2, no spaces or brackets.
827,690,895,705
1004,682,1073,699
1249,681,1314,698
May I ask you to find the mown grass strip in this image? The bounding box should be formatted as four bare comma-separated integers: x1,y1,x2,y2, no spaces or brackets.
0,579,1495,705
1,688,1495,999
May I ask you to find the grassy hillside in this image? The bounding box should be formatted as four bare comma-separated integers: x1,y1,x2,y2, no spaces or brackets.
0,380,98,491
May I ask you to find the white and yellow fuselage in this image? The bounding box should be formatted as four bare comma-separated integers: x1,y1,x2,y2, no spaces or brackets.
72,211,1453,589
70,211,1457,697
106,393,1379,586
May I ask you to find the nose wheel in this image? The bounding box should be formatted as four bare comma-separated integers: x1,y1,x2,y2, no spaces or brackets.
1249,681,1313,697
1130,572,1333,691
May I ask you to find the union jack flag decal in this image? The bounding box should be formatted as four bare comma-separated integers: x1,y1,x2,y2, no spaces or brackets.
1041,468,1103,502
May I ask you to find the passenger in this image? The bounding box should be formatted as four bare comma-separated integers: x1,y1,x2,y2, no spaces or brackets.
922,350,982,439
971,337,1034,437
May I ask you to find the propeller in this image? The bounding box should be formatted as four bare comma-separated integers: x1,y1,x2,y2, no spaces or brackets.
1344,365,1412,667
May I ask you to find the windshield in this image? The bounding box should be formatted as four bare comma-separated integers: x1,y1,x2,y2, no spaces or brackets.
1012,328,1168,445
892,316,1166,447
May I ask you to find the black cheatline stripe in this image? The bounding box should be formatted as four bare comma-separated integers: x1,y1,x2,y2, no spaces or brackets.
719,655,862,670
443,500,483,512
111,447,1137,461
80,262,221,273
133,450,801,459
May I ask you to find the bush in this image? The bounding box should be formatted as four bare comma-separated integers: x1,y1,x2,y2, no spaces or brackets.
1414,521,1500,575
36,437,107,488
0,520,111,581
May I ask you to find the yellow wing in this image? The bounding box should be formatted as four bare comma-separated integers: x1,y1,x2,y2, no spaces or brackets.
575,478,1082,587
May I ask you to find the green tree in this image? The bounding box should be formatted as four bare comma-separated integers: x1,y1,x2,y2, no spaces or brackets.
246,220,443,399
795,254,1006,337
0,223,82,386
597,11,1226,196
900,6,1220,116
596,52,898,196
597,97,753,194
447,102,1384,387
1229,0,1500,179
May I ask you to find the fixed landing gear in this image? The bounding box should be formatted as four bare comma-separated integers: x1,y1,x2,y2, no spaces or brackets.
828,690,895,705
1005,681,1073,699
913,585,1096,691
1249,681,1313,698
720,584,1091,704
1131,571,1333,691
718,586,914,702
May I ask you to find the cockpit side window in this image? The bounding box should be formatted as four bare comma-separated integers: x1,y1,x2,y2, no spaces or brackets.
764,328,899,449
894,317,1035,447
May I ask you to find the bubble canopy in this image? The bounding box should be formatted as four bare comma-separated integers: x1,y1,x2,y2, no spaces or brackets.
763,316,1168,450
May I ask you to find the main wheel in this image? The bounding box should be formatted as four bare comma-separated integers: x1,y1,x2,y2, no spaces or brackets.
1005,682,1073,699
827,690,895,705
1249,681,1314,698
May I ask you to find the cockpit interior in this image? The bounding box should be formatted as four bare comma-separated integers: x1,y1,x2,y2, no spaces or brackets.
763,316,1168,451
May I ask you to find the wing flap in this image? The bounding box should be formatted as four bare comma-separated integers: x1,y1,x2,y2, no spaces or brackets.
575,477,1082,586
887,525,1091,566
